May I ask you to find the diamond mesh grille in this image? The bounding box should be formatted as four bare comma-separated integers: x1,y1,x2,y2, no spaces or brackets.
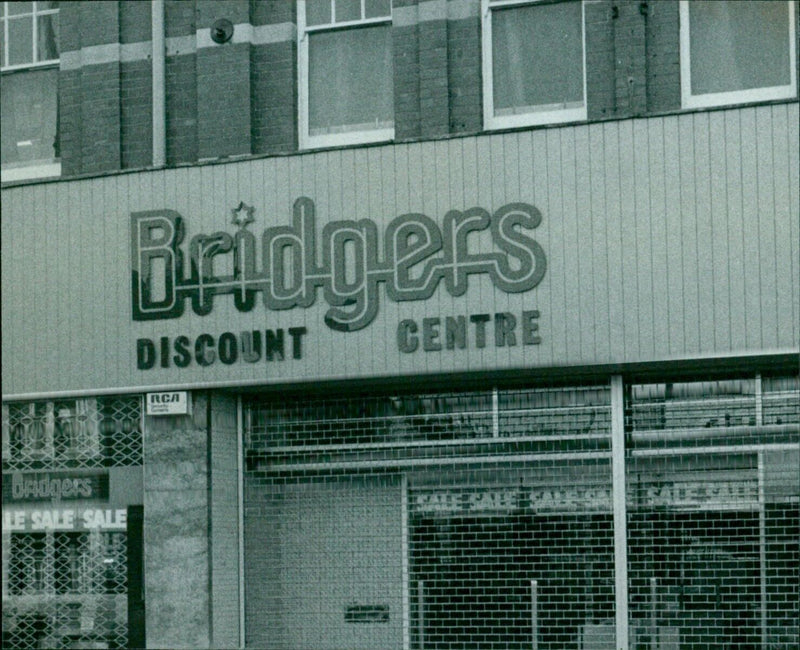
4,531,128,648
2,395,139,649
2,395,143,471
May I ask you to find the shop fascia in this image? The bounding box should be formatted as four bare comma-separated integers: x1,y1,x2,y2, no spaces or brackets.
131,197,547,333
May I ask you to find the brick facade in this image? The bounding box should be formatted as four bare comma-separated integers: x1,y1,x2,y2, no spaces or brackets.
54,0,700,177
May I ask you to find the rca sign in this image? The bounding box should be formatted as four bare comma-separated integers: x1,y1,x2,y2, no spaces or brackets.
146,391,191,415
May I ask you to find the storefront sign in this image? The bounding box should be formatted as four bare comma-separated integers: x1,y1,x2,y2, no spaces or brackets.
641,480,759,509
146,391,191,415
4,471,108,503
413,479,761,516
2,507,127,532
131,198,547,332
412,486,613,515
137,327,308,370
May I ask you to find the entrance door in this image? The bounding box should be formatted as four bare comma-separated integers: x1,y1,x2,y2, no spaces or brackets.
410,513,614,650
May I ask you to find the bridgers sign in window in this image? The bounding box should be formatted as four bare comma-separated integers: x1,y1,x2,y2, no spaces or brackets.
298,0,393,149
0,1,60,183
482,0,587,130
680,0,797,109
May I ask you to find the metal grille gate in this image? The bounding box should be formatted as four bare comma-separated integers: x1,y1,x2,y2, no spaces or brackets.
243,373,798,650
2,395,142,649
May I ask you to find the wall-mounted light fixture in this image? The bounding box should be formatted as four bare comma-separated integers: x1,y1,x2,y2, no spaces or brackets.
211,19,233,44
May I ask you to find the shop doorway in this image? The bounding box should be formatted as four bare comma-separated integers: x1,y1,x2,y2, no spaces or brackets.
410,513,615,650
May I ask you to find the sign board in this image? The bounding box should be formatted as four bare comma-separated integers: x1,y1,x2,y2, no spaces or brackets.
2,507,127,532
411,485,613,516
3,471,109,503
146,391,191,415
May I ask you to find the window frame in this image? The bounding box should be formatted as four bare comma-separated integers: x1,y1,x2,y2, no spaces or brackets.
679,0,797,110
1,1,60,70
481,0,588,131
297,0,394,151
1,1,61,182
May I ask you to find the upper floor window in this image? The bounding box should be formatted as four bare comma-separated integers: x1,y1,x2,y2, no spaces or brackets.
1,1,60,183
298,0,393,150
482,0,586,130
680,0,797,109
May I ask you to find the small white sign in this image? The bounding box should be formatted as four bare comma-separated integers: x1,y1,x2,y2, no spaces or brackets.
146,391,191,415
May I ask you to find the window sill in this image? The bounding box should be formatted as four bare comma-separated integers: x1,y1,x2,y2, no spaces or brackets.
682,86,798,111
484,105,588,131
1,161,61,184
300,127,395,151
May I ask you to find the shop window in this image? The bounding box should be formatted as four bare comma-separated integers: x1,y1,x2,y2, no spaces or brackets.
679,0,797,109
0,1,60,182
5,531,129,649
761,375,800,426
245,384,609,456
9,532,48,595
2,396,142,471
243,374,797,648
298,0,393,150
481,0,587,130
628,379,758,431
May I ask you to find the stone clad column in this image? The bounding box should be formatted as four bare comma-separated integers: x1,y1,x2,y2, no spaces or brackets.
143,392,210,649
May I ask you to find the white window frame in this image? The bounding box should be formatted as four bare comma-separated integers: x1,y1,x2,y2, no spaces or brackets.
298,0,394,150
679,0,797,110
1,0,60,70
481,0,587,130
1,1,61,182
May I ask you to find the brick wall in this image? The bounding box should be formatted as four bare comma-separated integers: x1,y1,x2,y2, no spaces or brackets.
394,19,422,140
52,1,785,176
165,0,198,165
585,0,616,119
418,6,449,138
251,2,296,155
196,1,252,159
59,1,122,175
447,8,482,134
645,0,681,113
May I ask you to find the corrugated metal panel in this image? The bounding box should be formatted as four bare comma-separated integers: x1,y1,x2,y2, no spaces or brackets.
1,105,798,398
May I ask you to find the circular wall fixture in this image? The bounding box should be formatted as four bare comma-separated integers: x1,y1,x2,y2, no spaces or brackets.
211,19,233,44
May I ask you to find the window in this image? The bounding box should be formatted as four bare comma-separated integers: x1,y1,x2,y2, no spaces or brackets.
482,0,587,130
1,1,60,182
2,396,143,471
298,0,393,149
680,0,797,109
6,531,129,649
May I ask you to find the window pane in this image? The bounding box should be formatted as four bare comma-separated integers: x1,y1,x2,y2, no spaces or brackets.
308,24,392,135
7,2,33,16
1,22,5,67
335,0,360,23
492,2,583,115
689,0,791,95
365,0,391,19
1,67,58,164
8,16,33,65
39,1,60,9
36,12,58,60
306,0,331,26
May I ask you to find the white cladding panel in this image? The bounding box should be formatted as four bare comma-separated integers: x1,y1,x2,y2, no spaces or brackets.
2,104,798,397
